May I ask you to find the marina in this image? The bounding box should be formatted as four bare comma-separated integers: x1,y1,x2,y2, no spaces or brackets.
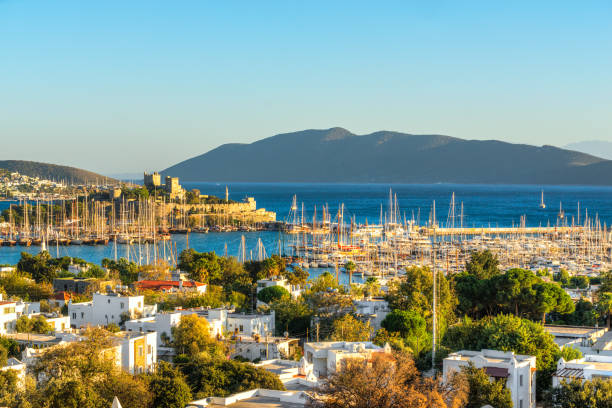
1,184,612,279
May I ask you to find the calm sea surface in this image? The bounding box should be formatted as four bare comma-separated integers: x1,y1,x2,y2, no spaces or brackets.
2,183,612,281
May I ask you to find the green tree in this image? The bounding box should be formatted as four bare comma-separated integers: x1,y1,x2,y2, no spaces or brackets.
462,364,513,408
15,315,53,334
330,314,372,342
381,309,429,355
257,285,290,304
465,250,500,279
344,261,356,285
0,345,7,366
172,314,224,357
268,297,312,337
597,292,612,329
179,356,285,399
559,346,582,362
545,378,612,408
532,282,575,323
147,361,192,408
17,251,59,283
0,336,21,358
553,269,571,287
553,299,598,326
568,276,589,289
0,368,33,408
387,266,456,331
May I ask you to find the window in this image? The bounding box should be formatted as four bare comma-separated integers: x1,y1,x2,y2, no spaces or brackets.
239,325,244,332
72,313,77,319
108,299,111,304
81,312,84,319
520,374,523,387
120,302,125,309
138,346,143,357
519,399,523,408
148,345,152,354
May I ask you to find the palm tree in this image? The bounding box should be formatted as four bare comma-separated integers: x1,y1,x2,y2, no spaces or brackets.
597,292,612,329
345,261,356,285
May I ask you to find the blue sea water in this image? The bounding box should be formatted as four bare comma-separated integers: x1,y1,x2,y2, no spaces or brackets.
2,183,612,277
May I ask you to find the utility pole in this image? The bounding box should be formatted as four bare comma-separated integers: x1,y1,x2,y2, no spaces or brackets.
432,200,437,371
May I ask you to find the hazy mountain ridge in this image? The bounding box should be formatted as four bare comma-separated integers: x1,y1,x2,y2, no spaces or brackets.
564,140,612,160
162,128,612,185
0,160,118,184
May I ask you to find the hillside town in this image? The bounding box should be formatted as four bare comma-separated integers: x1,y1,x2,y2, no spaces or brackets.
0,243,610,407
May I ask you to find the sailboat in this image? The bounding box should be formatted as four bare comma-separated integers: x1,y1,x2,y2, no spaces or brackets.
539,190,546,209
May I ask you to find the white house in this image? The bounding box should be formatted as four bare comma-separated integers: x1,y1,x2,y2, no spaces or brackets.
115,331,157,375
0,301,18,335
233,336,299,361
303,341,390,379
125,307,275,346
125,312,182,346
43,315,71,333
544,325,606,355
554,354,612,386
227,311,275,338
443,349,537,408
69,293,152,328
353,298,390,330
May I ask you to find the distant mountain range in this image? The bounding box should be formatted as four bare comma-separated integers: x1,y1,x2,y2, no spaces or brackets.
0,160,118,185
564,140,612,161
161,128,612,185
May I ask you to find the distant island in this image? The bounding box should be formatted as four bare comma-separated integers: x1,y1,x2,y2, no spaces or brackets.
0,160,118,185
162,127,612,185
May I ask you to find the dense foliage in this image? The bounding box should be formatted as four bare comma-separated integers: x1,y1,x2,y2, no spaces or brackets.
544,378,612,408
15,315,54,334
462,364,512,408
309,351,468,408
257,285,290,304
146,361,192,408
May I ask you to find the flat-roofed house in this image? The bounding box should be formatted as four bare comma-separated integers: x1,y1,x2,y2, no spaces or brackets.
443,349,537,408
554,354,612,386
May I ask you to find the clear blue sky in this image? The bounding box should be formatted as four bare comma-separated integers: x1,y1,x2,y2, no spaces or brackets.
1,1,611,174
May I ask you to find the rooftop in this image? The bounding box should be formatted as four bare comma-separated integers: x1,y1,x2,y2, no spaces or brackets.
209,396,303,408
446,349,535,363
544,325,605,337
135,280,206,290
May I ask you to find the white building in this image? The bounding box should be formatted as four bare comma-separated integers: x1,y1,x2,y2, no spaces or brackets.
353,298,390,330
125,307,275,346
43,315,71,332
115,331,157,375
443,349,537,408
233,336,299,361
0,301,18,334
303,341,390,379
227,311,275,338
554,355,612,386
68,293,153,328
125,312,182,346
544,325,606,355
